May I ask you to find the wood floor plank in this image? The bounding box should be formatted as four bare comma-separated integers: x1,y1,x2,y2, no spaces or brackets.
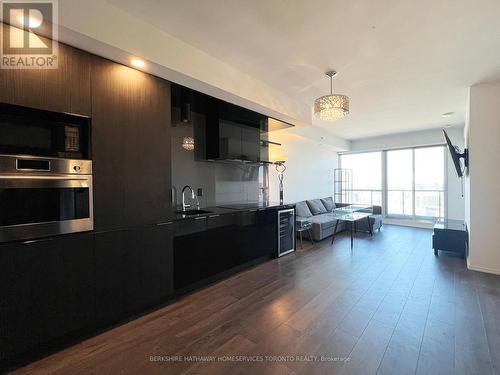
377,309,428,375
476,285,500,374
416,318,455,375
10,225,500,375
453,272,494,375
338,319,394,375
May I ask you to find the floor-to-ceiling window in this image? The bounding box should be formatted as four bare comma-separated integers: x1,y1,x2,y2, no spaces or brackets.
339,151,382,206
414,146,445,218
387,149,413,216
386,146,445,219
340,146,445,220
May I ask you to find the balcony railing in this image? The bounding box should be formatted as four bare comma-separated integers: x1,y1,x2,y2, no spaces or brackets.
346,189,445,219
387,189,444,218
349,189,382,206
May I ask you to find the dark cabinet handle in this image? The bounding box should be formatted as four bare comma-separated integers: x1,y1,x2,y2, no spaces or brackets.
22,237,54,244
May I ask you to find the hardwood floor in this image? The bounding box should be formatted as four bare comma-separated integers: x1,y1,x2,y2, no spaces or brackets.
12,225,500,375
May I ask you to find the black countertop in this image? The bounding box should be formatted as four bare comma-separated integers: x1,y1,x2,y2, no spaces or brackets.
169,201,295,221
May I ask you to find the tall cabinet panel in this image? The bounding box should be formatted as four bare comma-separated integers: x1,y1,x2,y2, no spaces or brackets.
91,58,125,230
122,76,171,227
0,44,91,116
91,58,172,231
0,233,95,362
94,223,173,324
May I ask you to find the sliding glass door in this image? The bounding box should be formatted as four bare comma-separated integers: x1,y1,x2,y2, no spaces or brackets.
340,145,445,221
387,149,413,216
414,147,445,218
386,146,445,219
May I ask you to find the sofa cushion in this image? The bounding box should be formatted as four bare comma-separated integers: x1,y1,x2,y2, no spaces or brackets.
309,213,336,229
295,201,312,218
355,214,383,232
308,213,345,241
307,199,327,215
321,197,336,212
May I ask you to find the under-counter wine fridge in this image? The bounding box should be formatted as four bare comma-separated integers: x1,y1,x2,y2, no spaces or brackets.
277,208,295,257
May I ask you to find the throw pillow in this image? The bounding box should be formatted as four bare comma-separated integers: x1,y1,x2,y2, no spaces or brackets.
295,201,313,217
307,199,327,215
321,197,336,212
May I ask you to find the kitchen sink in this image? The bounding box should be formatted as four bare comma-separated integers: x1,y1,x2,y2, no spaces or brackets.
175,209,212,216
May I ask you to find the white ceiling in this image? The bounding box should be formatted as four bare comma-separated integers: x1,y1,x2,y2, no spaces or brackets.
108,0,500,140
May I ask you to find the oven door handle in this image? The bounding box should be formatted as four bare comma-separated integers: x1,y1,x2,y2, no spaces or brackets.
0,176,90,189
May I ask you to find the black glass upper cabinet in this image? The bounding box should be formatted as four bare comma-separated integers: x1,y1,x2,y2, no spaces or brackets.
171,84,290,163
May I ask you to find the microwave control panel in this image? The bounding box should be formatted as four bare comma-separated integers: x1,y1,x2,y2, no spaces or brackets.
65,125,80,152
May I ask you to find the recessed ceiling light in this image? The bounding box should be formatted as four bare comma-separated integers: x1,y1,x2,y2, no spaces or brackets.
130,58,145,68
442,112,454,117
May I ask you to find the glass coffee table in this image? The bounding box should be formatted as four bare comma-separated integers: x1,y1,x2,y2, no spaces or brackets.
330,209,373,250
333,204,372,213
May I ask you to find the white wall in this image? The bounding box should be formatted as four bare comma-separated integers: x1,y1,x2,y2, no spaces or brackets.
466,80,500,275
349,127,465,221
464,89,471,250
350,127,462,152
268,131,341,203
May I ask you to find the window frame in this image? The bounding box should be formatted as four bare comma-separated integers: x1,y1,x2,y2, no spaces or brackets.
340,144,447,221
338,150,383,207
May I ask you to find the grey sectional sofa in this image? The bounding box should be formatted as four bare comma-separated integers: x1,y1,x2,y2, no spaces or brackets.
295,197,383,242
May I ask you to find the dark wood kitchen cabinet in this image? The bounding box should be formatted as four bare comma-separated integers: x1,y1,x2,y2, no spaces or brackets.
255,209,278,258
0,43,176,369
0,233,95,362
209,121,260,162
236,209,276,263
94,223,173,323
219,120,243,160
173,217,208,290
206,213,239,275
174,214,239,291
0,44,92,115
91,57,172,231
241,126,260,162
173,210,277,292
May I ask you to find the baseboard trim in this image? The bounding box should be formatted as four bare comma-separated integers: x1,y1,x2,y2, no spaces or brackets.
467,263,500,276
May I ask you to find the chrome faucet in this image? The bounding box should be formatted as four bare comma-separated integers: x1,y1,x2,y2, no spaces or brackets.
181,185,200,211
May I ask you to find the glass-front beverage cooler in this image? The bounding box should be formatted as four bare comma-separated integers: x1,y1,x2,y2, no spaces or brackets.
277,208,295,257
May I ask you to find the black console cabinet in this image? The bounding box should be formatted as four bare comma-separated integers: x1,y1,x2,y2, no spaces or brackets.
432,219,468,258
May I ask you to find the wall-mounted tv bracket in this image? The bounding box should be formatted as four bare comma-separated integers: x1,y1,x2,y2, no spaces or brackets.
456,146,468,169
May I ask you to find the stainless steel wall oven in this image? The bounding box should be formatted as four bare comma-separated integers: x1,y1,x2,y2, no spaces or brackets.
0,155,93,242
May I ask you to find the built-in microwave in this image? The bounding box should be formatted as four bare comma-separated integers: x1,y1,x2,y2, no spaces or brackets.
0,103,90,159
